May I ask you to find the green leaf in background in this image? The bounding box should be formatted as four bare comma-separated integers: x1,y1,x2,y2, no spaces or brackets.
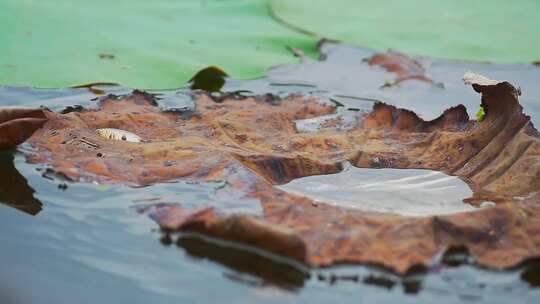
0,0,317,89
270,0,540,63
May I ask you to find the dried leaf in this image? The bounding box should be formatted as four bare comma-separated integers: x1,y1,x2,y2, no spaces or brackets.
367,51,432,84
0,108,48,149
25,74,540,273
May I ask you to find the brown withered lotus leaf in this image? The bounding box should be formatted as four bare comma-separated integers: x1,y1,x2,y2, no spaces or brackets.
0,108,48,149
26,74,540,274
27,91,335,185
367,51,433,85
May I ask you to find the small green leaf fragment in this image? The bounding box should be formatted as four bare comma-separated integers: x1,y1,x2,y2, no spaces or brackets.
382,79,394,88
476,105,485,122
95,184,111,191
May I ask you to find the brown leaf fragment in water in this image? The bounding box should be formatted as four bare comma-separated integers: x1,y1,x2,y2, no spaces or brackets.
0,108,48,149
151,204,307,262
367,51,433,85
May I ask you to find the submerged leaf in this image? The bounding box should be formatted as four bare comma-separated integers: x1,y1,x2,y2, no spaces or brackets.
367,51,432,85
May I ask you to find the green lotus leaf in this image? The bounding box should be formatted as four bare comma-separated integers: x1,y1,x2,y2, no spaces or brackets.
270,0,540,63
0,0,317,89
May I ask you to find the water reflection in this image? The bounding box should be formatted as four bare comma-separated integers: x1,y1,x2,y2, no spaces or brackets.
173,233,310,291
316,265,425,294
0,150,42,215
441,246,472,268
521,259,540,287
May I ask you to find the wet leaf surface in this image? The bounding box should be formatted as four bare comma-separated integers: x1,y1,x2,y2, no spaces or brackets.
23,72,540,274
0,108,48,149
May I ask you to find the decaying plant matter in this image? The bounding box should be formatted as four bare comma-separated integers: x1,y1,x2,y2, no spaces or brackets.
25,74,540,274
367,51,433,84
0,108,48,149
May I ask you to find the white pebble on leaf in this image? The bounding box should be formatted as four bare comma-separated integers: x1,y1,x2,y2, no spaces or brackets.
96,128,141,143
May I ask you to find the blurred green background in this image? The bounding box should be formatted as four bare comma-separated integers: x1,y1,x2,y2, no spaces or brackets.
1,0,538,89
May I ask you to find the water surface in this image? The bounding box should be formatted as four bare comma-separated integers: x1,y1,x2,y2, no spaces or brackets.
1,48,540,303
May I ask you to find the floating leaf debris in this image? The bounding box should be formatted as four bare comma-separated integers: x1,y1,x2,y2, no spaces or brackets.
23,73,540,275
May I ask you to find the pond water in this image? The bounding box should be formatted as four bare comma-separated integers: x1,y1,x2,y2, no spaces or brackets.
1,148,539,304
1,43,540,303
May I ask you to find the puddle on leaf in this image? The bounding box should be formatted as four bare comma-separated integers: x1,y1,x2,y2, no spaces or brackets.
278,165,481,217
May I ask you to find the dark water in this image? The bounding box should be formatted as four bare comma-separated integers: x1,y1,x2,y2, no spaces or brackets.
1,43,540,304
